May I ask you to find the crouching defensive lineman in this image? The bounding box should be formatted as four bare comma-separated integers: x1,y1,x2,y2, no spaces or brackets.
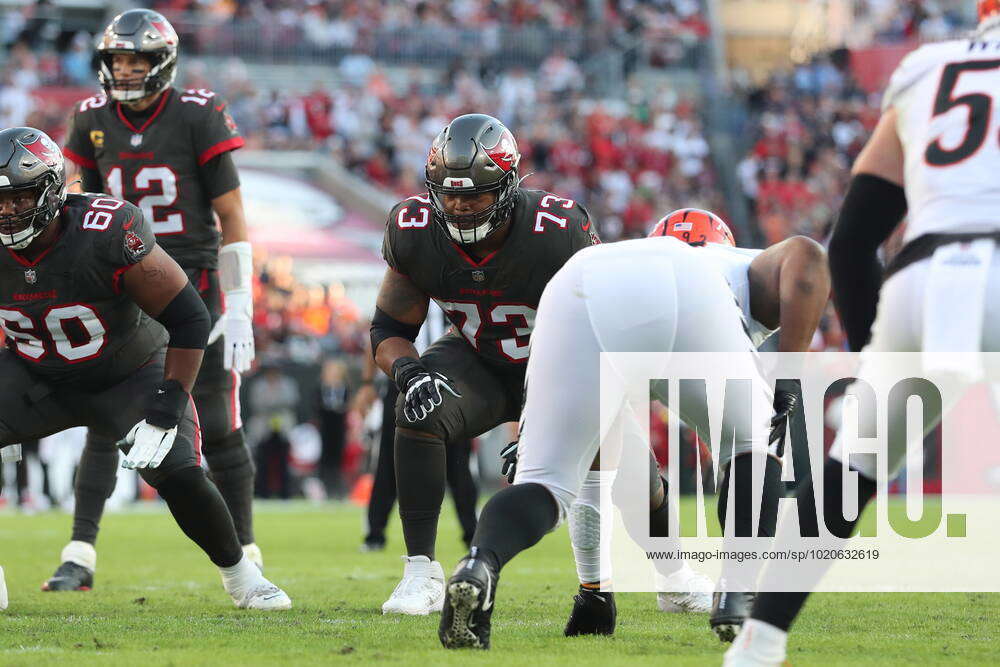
439,211,828,649
0,127,289,610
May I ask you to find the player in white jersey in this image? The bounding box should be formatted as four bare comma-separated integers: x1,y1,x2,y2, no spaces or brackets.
726,4,1000,665
437,209,830,649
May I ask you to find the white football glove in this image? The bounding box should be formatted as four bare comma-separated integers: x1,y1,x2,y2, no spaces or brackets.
120,420,178,469
223,289,255,373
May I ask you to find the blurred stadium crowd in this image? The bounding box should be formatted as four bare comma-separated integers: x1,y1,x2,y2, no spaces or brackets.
0,0,977,508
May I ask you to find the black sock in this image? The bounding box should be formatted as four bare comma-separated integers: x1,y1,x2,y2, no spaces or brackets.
204,429,256,545
649,476,671,537
155,466,242,567
395,429,446,558
752,458,878,631
717,454,784,538
71,435,120,545
445,438,479,546
471,483,559,571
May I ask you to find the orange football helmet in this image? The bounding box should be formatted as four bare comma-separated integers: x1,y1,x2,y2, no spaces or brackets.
648,208,735,247
980,0,1000,24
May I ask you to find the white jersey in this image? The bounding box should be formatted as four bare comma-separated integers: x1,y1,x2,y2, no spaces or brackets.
697,243,776,347
884,31,1000,242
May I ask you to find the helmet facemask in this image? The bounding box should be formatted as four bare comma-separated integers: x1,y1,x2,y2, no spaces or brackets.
98,50,176,102
426,169,518,245
0,176,60,250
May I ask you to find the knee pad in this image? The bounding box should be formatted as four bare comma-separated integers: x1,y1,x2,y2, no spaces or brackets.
394,396,450,442
203,429,253,473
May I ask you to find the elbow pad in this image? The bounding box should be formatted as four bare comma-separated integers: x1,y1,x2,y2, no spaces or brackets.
370,306,421,357
155,281,211,350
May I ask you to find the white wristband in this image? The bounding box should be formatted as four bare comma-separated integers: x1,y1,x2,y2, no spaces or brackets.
219,241,253,293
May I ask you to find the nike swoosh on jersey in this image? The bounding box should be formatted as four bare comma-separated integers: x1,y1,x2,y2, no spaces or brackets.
214,104,226,112
122,214,135,230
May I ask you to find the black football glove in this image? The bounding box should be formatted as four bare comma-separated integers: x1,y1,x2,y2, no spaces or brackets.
768,387,798,457
392,357,461,423
500,440,519,484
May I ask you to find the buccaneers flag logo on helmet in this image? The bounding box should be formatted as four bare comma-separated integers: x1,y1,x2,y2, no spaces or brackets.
649,208,735,247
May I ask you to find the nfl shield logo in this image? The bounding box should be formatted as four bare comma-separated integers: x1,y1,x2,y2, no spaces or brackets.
472,270,485,282
130,134,143,147
24,269,36,284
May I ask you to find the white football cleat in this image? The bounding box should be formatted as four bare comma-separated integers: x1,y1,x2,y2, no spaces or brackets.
723,618,788,666
242,543,264,571
381,555,445,615
233,581,292,610
1,565,8,610
656,564,713,613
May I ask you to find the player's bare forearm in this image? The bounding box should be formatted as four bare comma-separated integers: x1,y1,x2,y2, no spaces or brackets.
163,347,204,393
375,337,421,377
373,268,428,377
749,236,830,352
213,188,249,244
125,247,209,392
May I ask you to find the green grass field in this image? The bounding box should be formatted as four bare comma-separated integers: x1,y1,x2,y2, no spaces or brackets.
1,501,997,666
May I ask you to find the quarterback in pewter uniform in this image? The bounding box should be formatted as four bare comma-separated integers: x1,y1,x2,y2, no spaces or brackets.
727,2,1000,665
371,113,599,615
438,209,829,650
0,127,288,611
49,9,259,591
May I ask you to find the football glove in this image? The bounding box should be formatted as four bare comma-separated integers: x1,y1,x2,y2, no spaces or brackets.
500,440,519,484
222,289,255,373
392,357,461,423
119,379,187,469
120,421,178,469
767,388,799,456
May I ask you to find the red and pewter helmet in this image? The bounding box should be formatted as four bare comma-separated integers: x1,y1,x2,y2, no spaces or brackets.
97,9,179,102
0,127,66,250
425,113,521,245
648,208,735,247
980,0,1000,32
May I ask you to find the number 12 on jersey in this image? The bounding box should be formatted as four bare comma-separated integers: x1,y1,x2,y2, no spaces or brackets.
106,165,183,234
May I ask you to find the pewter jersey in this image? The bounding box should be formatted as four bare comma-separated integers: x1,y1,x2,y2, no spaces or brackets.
0,193,166,388
382,188,600,365
884,31,1000,242
63,87,244,269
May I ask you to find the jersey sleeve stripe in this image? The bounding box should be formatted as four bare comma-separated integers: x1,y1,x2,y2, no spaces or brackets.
197,136,245,166
63,147,96,170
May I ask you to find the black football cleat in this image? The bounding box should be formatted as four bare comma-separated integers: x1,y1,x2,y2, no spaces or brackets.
711,590,755,642
439,548,498,650
42,562,93,592
564,586,616,636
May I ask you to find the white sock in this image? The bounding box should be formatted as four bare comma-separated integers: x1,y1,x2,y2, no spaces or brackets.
220,555,261,598
61,541,97,572
569,470,617,586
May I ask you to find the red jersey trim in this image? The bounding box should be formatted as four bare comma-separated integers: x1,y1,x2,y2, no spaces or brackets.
450,242,499,267
197,136,245,166
115,88,172,134
63,147,96,170
7,227,64,267
111,263,137,294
